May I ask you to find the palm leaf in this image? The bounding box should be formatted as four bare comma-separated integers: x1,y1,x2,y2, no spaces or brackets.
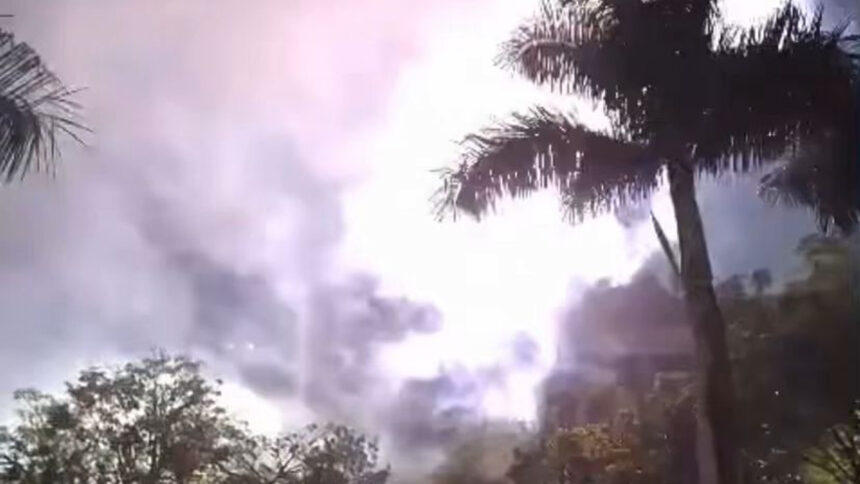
699,4,857,156
443,0,859,230
701,4,860,230
501,0,721,137
0,28,84,182
499,0,613,95
759,136,859,233
435,107,658,221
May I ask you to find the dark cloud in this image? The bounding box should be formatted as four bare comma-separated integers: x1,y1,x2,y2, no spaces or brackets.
237,363,298,398
303,275,442,417
384,373,482,450
378,364,516,475
558,265,692,365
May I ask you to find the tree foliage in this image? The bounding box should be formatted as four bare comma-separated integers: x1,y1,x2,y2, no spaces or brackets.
0,353,387,484
803,401,860,484
722,237,860,482
219,424,388,484
506,387,693,484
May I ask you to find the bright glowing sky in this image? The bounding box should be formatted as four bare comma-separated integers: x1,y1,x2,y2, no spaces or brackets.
336,0,788,419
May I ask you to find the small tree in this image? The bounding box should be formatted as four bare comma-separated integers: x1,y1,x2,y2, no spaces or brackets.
803,401,860,484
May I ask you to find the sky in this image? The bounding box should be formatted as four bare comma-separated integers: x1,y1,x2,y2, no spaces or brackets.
0,0,855,478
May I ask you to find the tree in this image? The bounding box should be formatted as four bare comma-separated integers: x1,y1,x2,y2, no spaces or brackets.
0,354,234,483
722,236,860,482
506,406,676,484
434,1,859,482
0,25,83,180
219,424,388,484
0,353,388,484
70,354,229,482
803,401,860,484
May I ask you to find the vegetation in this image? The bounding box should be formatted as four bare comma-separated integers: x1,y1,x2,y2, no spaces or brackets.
434,0,859,481
724,236,860,482
0,25,83,181
428,237,860,483
0,354,388,484
803,401,860,483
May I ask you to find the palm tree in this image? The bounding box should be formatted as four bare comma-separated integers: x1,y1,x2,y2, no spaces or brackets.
434,1,859,482
0,26,83,181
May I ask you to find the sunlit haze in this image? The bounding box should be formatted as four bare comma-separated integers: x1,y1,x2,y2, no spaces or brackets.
0,0,846,472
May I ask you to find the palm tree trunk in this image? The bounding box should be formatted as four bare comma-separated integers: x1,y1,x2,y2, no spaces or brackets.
667,160,738,484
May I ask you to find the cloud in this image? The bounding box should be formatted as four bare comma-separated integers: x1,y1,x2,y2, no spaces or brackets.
0,0,467,422
551,251,690,376
302,275,442,416
237,363,298,398
384,372,483,450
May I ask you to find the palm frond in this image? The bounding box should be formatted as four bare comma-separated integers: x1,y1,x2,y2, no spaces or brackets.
0,28,85,182
434,107,658,221
759,135,859,233
700,3,860,228
701,3,858,156
501,0,722,138
499,0,614,94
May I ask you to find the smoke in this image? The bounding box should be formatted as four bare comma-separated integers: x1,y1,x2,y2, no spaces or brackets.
0,4,546,480
0,0,847,481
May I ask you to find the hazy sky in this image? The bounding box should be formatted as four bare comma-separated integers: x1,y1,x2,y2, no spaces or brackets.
0,0,853,477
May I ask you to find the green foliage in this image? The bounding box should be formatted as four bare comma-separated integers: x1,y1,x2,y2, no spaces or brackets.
544,411,663,484
0,353,387,484
506,407,676,484
723,237,860,482
803,401,860,484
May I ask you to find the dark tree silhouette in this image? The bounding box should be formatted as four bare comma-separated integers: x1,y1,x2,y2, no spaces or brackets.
0,26,83,181
434,1,859,482
0,353,389,484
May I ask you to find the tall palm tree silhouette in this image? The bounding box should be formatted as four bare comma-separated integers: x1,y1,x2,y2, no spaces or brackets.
435,1,859,482
0,26,83,181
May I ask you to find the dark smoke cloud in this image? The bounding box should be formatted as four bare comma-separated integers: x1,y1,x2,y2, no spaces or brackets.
303,275,442,417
